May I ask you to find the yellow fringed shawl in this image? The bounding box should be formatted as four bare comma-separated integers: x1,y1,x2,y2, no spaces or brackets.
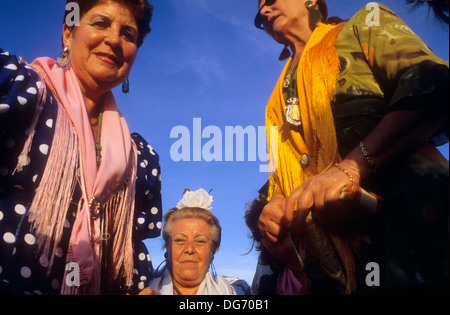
266,22,346,199
266,22,359,294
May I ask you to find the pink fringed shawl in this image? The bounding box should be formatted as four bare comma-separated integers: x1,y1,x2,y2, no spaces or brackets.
16,57,137,294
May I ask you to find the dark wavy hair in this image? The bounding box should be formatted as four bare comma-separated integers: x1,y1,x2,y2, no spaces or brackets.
407,0,449,25
63,0,154,48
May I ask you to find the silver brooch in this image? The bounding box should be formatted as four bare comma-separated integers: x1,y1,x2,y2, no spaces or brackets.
300,153,311,169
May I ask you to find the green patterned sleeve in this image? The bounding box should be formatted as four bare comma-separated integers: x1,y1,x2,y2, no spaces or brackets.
349,2,449,143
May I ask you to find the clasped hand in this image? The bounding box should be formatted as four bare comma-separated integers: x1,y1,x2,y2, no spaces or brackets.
258,164,360,258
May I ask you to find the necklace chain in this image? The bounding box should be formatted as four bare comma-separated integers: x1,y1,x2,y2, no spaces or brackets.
95,111,103,167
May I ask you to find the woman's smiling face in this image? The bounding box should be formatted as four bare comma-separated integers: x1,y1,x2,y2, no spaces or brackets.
63,0,138,94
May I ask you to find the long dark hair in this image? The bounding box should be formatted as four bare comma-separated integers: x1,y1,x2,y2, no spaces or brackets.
407,0,449,25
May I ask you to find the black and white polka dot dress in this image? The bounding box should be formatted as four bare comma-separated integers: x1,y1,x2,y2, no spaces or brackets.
0,49,163,294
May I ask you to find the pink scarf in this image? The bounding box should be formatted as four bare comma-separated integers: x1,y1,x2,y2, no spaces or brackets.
21,57,137,294
277,268,302,295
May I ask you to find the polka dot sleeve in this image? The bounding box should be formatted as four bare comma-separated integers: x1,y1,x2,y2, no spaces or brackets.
128,133,162,293
1,50,47,194
131,132,162,240
0,49,41,137
1,50,64,294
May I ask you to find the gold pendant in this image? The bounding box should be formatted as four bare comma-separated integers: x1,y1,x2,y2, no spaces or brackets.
285,97,302,126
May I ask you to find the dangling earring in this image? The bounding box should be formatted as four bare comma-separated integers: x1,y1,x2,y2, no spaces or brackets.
305,0,322,29
57,46,70,68
279,45,291,61
122,77,129,94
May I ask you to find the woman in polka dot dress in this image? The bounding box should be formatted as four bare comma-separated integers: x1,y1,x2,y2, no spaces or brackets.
0,0,162,295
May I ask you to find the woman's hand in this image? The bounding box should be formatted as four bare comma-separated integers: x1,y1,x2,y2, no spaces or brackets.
258,193,288,245
284,160,361,236
259,201,306,282
282,106,446,236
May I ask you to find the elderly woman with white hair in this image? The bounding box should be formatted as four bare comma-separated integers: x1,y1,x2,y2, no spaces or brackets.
143,189,252,295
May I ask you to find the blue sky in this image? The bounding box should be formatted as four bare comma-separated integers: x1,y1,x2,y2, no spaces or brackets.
1,1,448,286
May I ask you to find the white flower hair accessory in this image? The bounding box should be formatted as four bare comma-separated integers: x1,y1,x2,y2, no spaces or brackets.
176,188,214,211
